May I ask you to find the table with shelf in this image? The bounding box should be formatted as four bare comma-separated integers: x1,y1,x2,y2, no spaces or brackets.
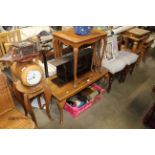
52,28,107,87
122,27,150,63
47,68,108,124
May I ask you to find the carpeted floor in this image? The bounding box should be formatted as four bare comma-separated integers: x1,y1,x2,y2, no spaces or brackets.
16,48,155,129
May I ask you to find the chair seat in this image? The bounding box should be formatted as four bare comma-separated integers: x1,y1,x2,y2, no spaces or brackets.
117,51,139,65
102,59,126,74
0,108,35,129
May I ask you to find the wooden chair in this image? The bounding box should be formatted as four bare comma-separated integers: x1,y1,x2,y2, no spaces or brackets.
102,36,127,92
102,33,140,92
0,29,21,70
0,71,35,129
113,35,139,75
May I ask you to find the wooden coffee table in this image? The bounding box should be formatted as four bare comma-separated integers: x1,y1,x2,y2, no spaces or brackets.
47,67,108,124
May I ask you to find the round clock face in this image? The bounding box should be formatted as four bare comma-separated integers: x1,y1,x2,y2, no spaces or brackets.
26,70,42,86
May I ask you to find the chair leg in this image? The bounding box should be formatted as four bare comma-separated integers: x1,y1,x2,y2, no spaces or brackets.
106,73,113,93
129,63,136,75
119,67,128,83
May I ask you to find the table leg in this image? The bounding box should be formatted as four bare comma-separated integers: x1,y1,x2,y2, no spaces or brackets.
91,43,97,72
73,47,79,87
37,95,43,109
58,41,62,57
56,100,66,124
23,94,38,126
99,38,107,72
44,94,52,120
12,85,28,116
53,38,57,58
42,81,52,120
53,39,61,58
132,41,138,53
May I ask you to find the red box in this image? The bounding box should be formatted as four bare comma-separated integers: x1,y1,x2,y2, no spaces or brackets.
64,84,106,118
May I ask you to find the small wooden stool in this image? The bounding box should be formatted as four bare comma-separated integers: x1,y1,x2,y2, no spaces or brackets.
13,79,52,126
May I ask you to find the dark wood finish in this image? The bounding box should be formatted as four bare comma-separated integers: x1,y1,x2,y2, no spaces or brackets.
53,28,107,87
47,68,108,124
41,50,49,77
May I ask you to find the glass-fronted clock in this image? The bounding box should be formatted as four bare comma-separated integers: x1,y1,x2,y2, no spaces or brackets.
26,70,42,86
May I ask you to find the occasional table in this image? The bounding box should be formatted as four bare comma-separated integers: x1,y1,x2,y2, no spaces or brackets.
122,27,150,63
13,79,52,126
47,68,108,124
52,28,107,87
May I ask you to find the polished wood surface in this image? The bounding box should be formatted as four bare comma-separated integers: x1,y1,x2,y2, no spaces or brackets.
11,60,52,126
47,67,108,124
13,79,52,126
0,29,21,55
53,28,107,45
11,61,43,87
53,28,107,87
127,28,150,37
122,27,150,63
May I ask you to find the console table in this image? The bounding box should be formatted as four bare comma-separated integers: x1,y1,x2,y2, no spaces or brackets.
52,28,107,87
47,68,108,124
122,27,150,63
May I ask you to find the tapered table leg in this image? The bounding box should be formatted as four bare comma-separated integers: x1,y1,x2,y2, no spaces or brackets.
73,48,79,87
24,93,38,127
56,100,65,124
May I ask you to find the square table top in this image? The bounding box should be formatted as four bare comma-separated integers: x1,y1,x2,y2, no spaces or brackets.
127,28,150,37
52,28,107,44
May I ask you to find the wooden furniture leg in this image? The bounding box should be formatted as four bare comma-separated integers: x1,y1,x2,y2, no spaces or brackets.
119,67,127,83
42,81,52,120
24,93,38,126
106,73,114,93
58,41,62,57
37,95,42,109
91,43,97,71
56,100,66,124
98,38,107,72
11,84,28,116
53,39,61,58
132,41,138,53
73,47,79,87
129,63,136,75
43,93,52,120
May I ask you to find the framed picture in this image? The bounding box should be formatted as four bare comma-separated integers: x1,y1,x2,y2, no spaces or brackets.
104,38,115,62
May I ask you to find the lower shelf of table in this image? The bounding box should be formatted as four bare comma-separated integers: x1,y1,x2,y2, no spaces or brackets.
64,83,106,117
47,68,108,102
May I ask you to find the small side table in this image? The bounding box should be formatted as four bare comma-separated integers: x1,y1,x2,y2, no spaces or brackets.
52,28,107,87
122,27,150,63
13,80,52,126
